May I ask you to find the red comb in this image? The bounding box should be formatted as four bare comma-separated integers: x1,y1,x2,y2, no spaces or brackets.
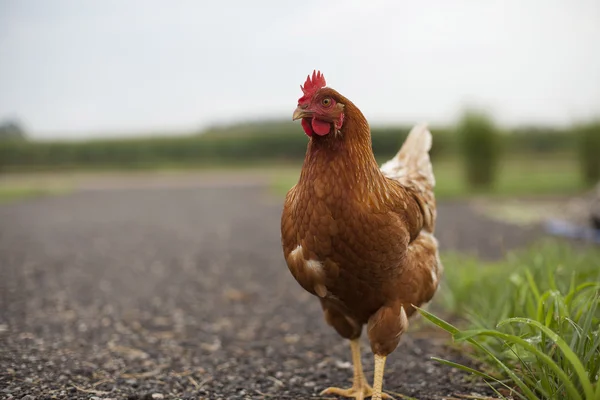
298,70,326,103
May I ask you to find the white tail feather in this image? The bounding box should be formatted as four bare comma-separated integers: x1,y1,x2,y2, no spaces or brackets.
380,123,435,188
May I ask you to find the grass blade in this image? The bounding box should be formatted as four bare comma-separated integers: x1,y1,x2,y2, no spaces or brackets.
416,306,460,335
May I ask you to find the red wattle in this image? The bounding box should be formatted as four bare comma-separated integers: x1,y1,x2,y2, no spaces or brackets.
311,118,330,136
301,118,313,136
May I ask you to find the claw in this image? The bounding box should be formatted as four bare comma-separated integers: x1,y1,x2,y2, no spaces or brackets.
320,386,367,400
320,386,394,399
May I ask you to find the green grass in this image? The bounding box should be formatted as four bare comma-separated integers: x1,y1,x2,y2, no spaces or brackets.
272,156,585,200
421,241,600,399
0,186,69,204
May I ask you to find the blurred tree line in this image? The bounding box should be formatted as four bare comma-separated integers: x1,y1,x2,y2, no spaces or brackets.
0,116,598,187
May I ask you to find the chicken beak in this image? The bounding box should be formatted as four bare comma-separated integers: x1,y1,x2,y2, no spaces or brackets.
292,106,312,121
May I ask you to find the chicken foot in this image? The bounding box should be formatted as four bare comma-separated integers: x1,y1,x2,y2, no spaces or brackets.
320,339,392,400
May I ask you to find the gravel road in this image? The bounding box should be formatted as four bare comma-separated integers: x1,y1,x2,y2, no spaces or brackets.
0,181,540,399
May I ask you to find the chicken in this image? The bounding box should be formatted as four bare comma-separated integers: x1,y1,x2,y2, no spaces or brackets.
280,71,442,400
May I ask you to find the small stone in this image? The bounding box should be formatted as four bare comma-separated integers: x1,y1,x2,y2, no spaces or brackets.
21,395,35,400
284,334,299,344
151,394,164,400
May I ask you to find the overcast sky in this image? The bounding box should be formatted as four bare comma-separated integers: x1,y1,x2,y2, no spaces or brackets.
1,0,599,139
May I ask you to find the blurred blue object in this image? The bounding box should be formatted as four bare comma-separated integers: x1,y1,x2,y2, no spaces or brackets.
544,219,600,244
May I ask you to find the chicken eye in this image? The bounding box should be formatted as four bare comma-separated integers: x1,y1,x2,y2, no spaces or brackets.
321,98,332,107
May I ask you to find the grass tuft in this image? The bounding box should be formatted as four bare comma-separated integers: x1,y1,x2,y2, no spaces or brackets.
422,241,600,400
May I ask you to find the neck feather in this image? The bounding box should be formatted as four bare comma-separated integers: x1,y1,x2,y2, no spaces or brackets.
298,101,384,196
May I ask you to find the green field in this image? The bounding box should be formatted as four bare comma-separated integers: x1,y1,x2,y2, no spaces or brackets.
0,186,69,204
0,154,586,206
273,155,585,200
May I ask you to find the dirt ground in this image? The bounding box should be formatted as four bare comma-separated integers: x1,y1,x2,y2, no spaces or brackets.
0,179,542,400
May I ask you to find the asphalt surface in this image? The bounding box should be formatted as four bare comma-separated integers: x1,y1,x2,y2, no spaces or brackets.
0,182,541,399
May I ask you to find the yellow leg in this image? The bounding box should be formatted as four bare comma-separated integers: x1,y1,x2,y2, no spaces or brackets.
320,340,392,399
371,355,386,400
350,338,366,386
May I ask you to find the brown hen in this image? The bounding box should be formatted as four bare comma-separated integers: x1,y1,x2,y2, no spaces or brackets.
281,71,442,400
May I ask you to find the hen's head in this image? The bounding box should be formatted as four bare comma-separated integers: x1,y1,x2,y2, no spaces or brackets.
292,70,345,137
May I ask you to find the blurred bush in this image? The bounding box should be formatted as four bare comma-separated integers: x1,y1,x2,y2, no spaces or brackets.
456,110,501,189
0,119,27,141
575,120,600,186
